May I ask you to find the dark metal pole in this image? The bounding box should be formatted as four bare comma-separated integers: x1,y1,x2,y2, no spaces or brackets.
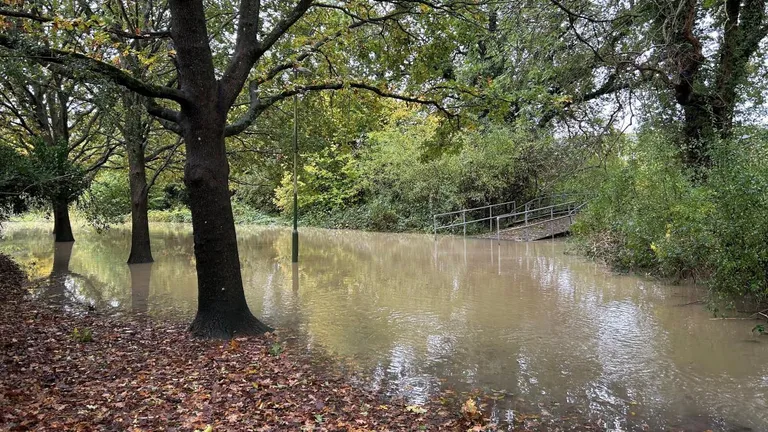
292,69,299,263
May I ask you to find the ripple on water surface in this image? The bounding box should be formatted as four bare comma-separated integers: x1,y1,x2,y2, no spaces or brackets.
2,222,767,431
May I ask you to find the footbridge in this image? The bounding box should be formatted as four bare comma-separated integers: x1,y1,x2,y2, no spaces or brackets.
433,194,589,241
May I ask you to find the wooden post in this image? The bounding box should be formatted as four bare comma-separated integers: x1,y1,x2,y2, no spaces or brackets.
462,211,466,236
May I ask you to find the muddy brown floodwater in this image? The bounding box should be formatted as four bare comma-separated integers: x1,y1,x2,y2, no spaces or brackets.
2,222,767,431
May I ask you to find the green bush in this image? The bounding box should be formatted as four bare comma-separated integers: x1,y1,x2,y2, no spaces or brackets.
71,327,93,343
147,206,193,223
231,200,284,225
278,113,564,232
573,128,768,304
147,202,284,226
274,144,364,214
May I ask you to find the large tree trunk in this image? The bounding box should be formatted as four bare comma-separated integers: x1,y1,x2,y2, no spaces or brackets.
52,197,74,242
167,0,275,338
680,98,713,170
182,112,271,338
125,94,153,264
667,0,767,173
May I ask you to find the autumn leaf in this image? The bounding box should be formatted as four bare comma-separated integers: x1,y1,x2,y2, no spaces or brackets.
461,398,482,422
406,405,427,414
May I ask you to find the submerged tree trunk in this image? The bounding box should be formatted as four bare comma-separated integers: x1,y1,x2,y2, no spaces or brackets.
52,197,74,242
166,0,275,339
128,184,152,263
125,94,153,264
182,111,272,338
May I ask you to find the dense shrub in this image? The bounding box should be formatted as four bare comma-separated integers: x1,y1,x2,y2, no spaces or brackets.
276,113,565,232
573,128,768,304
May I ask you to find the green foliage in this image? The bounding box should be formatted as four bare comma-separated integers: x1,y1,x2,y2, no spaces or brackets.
753,324,766,335
705,135,768,302
156,183,189,210
147,207,193,223
71,327,93,343
275,111,563,232
269,342,283,356
27,139,89,204
274,144,364,213
573,128,768,304
231,201,284,226
78,171,130,228
0,144,35,222
146,201,283,226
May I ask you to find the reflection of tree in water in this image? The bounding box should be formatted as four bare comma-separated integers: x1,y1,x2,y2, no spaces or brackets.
130,263,152,314
2,223,765,430
32,241,112,310
38,241,74,302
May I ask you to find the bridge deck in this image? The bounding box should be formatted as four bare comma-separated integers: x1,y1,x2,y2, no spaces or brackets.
433,194,588,242
478,215,576,241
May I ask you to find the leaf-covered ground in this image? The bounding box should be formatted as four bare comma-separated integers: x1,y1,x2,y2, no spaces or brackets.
0,253,614,431
0,253,476,431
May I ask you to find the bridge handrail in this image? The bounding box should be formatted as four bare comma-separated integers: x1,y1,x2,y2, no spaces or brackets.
494,200,580,221
495,200,587,241
432,200,516,218
433,200,517,235
432,193,591,237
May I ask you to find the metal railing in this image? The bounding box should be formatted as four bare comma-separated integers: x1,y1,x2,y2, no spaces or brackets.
433,200,516,235
494,201,587,241
432,193,590,238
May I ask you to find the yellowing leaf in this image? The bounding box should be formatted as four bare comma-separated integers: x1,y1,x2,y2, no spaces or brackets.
405,405,427,414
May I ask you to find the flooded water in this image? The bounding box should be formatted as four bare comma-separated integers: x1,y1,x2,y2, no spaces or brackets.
2,222,767,431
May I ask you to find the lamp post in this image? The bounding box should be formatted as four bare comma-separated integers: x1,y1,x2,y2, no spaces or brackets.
291,66,311,263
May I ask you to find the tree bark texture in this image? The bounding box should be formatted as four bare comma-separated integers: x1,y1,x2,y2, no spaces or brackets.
52,197,74,243
124,93,154,264
181,113,272,338
169,0,272,338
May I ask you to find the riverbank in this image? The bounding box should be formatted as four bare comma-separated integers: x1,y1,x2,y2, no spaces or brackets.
0,253,471,431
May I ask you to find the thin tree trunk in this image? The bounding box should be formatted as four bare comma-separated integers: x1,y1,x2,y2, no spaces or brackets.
183,114,271,338
125,94,153,264
52,197,74,242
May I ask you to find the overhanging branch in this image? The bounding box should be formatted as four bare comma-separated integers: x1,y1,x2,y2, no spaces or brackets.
224,80,453,137
0,8,171,39
0,34,187,103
